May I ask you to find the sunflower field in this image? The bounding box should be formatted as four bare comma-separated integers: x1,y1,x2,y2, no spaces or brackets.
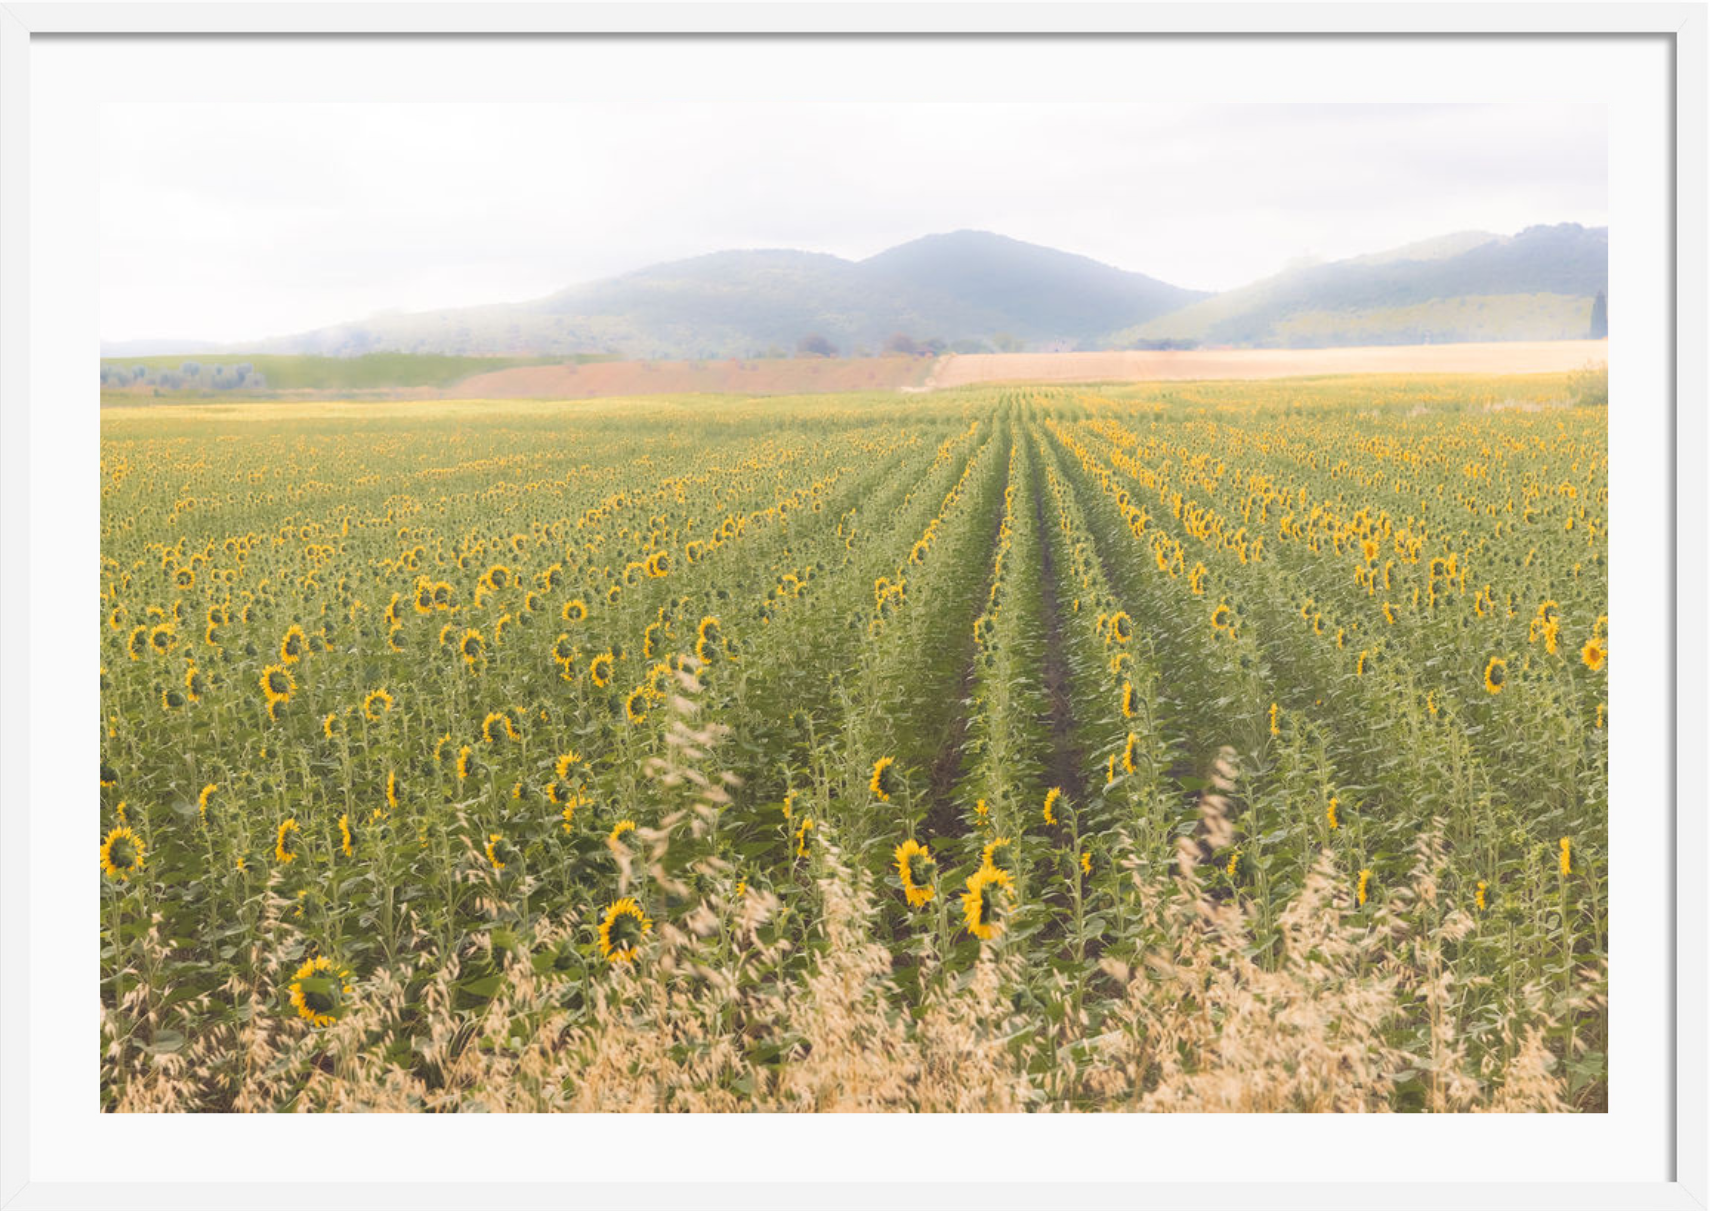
99,375,1608,1112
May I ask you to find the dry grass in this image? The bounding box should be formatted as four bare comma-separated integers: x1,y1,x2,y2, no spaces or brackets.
103,735,1589,1114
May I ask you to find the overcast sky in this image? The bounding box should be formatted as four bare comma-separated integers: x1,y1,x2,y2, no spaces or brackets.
101,102,1606,345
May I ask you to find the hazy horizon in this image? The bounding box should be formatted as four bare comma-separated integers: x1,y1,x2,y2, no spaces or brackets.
101,102,1607,347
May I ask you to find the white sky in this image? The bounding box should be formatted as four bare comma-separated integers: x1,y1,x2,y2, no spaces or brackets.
100,102,1607,345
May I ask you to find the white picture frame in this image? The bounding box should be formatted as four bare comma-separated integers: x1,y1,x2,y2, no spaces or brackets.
2,4,1703,1208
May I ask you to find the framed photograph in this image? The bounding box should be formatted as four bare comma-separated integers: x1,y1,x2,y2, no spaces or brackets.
2,3,1703,1208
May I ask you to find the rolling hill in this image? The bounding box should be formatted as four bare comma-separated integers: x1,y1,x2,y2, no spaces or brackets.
1110,223,1607,348
103,224,1609,364
227,231,1207,362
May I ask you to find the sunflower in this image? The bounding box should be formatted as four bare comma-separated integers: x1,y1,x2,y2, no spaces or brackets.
148,623,176,655
552,633,577,666
1475,881,1488,912
1121,681,1137,719
558,790,582,833
794,816,815,858
583,650,614,689
362,688,394,721
1042,786,1063,826
1356,868,1372,906
1327,797,1339,830
552,750,582,782
869,755,899,802
288,955,353,1028
1356,650,1369,677
1109,611,1133,644
481,709,518,744
459,629,485,668
455,745,474,781
484,564,512,592
321,711,342,739
279,623,307,664
609,819,636,845
1268,702,1280,737
100,826,146,881
1080,851,1092,876
275,817,300,863
1559,837,1572,876
127,625,149,660
695,616,723,664
1483,656,1507,694
561,598,590,624
894,838,936,908
338,813,358,857
197,783,218,824
259,664,295,704
598,897,653,964
981,835,1015,873
624,685,649,724
386,770,399,812
1210,602,1234,635
484,832,512,871
1580,637,1607,671
961,864,1015,941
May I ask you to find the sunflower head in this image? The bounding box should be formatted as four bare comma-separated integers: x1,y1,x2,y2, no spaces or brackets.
100,826,145,881
288,955,354,1028
598,897,652,964
1483,656,1508,694
869,756,898,802
1042,786,1063,826
1581,637,1606,671
274,817,300,863
982,835,1015,873
260,664,295,703
961,864,1015,941
894,838,936,908
589,652,614,688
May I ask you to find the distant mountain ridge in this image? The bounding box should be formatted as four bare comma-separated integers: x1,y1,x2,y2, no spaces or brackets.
1115,224,1608,348
103,224,1608,360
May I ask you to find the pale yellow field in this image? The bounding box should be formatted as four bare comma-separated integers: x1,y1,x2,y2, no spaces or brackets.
929,339,1609,388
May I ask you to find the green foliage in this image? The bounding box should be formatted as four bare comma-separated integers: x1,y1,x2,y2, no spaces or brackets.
98,377,1607,1112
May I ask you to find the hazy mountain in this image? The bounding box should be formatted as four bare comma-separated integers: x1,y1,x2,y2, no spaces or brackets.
1112,223,1608,348
104,224,1609,360
191,232,1207,360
